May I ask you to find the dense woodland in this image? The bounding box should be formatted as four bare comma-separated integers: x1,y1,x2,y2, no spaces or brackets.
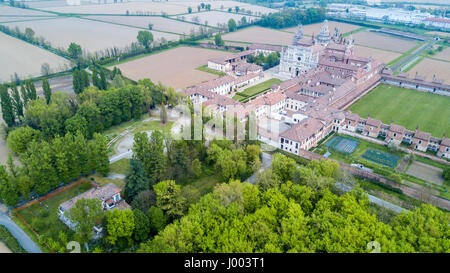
258,7,327,28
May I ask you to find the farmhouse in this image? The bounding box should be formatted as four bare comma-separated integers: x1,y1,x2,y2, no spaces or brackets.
59,183,130,237
248,43,283,56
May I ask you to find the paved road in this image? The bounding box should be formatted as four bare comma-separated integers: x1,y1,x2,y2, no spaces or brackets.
336,183,408,214
246,152,273,184
0,212,42,253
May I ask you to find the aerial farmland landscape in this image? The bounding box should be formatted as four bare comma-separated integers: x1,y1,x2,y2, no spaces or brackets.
0,0,449,261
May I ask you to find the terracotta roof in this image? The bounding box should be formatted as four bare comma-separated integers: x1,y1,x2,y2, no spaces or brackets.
280,118,326,143
234,72,261,85
248,43,283,52
389,123,406,134
415,130,432,141
234,62,262,74
425,17,450,23
441,137,450,147
196,75,235,90
366,118,382,127
345,112,360,122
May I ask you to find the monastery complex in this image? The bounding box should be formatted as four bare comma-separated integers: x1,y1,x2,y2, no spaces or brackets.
183,20,450,160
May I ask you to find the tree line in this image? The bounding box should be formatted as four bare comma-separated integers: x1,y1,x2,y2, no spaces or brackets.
257,7,326,29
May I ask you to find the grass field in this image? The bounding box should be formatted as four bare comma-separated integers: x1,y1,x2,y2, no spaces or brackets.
233,78,282,101
349,84,450,137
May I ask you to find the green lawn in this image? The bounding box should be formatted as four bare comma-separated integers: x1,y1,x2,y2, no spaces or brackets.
195,65,226,77
110,158,130,174
349,84,450,137
236,78,282,99
15,182,93,252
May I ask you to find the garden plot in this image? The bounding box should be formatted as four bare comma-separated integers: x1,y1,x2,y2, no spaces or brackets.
0,5,54,16
284,21,361,35
326,136,360,154
407,58,450,84
180,11,258,27
352,30,418,53
115,46,231,90
434,47,450,62
406,161,444,186
3,17,180,53
41,2,190,15
222,26,293,46
0,32,70,83
85,15,209,35
353,45,402,64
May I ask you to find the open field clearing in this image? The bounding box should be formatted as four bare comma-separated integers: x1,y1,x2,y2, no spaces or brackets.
3,17,179,53
222,26,293,46
284,21,361,35
434,47,450,61
169,1,276,14
0,16,56,23
0,32,70,83
85,15,208,35
0,5,54,16
115,46,231,90
426,31,450,38
352,30,419,53
349,84,450,137
180,11,258,27
41,2,191,15
353,45,402,64
407,58,450,83
0,242,12,253
406,161,444,186
26,0,72,8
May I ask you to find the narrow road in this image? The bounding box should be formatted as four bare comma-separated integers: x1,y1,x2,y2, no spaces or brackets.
246,152,272,184
391,41,434,72
0,212,42,253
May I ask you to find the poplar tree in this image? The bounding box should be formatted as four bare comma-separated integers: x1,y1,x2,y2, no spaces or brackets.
19,84,28,106
10,84,23,119
25,80,37,101
93,133,109,176
73,69,82,94
42,78,52,104
0,85,15,127
100,69,107,90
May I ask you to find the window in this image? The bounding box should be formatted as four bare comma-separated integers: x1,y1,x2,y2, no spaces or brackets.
419,140,422,144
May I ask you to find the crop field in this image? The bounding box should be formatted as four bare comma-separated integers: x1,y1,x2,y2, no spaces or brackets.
0,16,56,23
114,46,231,90
222,26,293,46
349,84,450,137
407,58,450,83
181,11,258,27
40,2,191,15
25,0,71,9
86,15,209,35
353,45,402,64
0,32,70,83
0,5,54,16
284,21,361,35
426,31,450,38
434,47,450,62
3,17,180,53
352,30,418,53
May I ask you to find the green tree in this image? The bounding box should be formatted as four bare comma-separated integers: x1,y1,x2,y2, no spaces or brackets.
42,78,52,104
99,69,107,90
153,180,185,219
228,18,237,32
124,159,149,202
0,85,15,127
105,209,135,245
10,85,23,119
0,165,19,206
147,206,167,235
72,69,82,94
133,209,150,242
188,7,192,13
214,34,224,46
137,30,154,50
66,198,103,245
68,42,82,60
93,133,109,175
6,126,41,154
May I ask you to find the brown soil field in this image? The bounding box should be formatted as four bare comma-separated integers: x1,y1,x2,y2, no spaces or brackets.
408,58,450,84
0,242,12,253
352,30,418,53
0,5,54,16
284,21,361,35
426,31,450,38
0,32,70,83
181,11,258,28
406,161,444,186
41,2,191,15
115,46,230,90
86,15,209,35
222,26,293,46
434,47,450,61
3,17,180,53
353,45,402,64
